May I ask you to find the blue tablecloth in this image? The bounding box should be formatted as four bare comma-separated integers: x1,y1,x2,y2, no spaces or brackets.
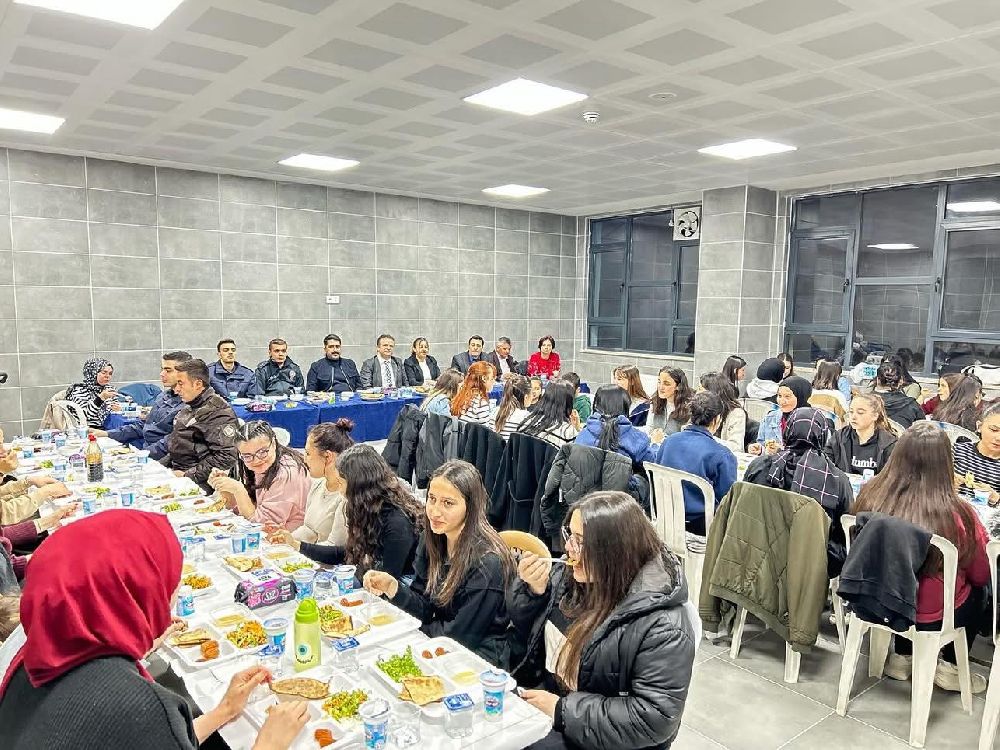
318,395,423,443
233,401,320,448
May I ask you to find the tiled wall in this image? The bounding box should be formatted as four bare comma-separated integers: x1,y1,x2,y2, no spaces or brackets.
0,148,580,436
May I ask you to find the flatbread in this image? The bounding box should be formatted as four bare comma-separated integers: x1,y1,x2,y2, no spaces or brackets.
320,614,354,638
224,556,262,572
171,628,212,647
399,676,446,706
271,677,330,700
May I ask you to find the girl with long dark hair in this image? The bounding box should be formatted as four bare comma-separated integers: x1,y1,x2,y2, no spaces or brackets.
508,492,696,749
208,420,310,531
874,360,924,428
953,400,1000,506
721,355,747,392
932,375,982,433
853,422,989,692
575,385,655,465
922,373,962,416
517,381,579,447
279,444,421,578
778,352,794,378
810,360,849,424
699,372,746,452
363,460,514,665
646,367,693,441
490,375,530,439
420,368,462,416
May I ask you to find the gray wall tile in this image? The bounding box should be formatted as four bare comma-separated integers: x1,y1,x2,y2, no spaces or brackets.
91,255,159,288
157,168,219,200
159,227,219,260
0,355,20,389
11,217,88,253
497,208,529,230
530,212,562,234
86,159,155,193
329,213,374,241
0,286,14,317
376,218,418,245
496,229,528,254
459,204,494,227
20,353,89,387
162,318,223,349
222,261,277,291
460,225,494,251
13,251,89,286
18,318,93,353
376,193,419,220
221,202,276,234
278,181,326,211
221,175,275,206
160,258,221,289
88,189,156,225
223,319,278,349
330,266,376,294
278,263,327,292
529,232,560,256
223,290,277,319
95,319,157,351
221,232,276,263
9,150,85,186
15,286,91,319
11,182,87,220
328,188,373,216
418,198,458,224
278,207,326,238
459,248,495,274
90,223,157,257
158,195,220,230
328,294,375,321
93,288,160,319
161,289,221,319
278,236,327,266
329,239,374,268
417,221,458,248
278,292,327,320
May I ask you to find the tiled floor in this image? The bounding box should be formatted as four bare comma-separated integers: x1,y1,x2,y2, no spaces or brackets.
676,616,992,750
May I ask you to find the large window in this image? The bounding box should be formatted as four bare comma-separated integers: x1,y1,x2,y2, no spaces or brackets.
786,178,1000,374
587,211,698,355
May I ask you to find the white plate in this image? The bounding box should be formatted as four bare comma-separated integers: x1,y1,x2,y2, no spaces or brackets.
246,668,373,736
167,620,237,669
233,398,252,406
217,615,269,657
367,643,456,721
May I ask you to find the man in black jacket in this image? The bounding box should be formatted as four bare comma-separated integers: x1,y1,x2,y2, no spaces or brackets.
450,335,486,374
484,337,518,380
253,339,304,397
306,334,361,393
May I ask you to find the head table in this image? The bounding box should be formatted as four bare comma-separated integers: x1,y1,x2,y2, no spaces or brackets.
8,436,551,750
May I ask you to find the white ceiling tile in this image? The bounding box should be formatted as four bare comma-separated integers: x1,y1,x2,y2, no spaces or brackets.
359,3,468,45
810,92,901,118
552,60,640,89
926,0,1000,29
465,0,520,8
254,135,304,149
316,106,384,125
727,0,851,34
282,122,344,138
0,72,77,97
202,108,269,126
25,12,127,50
11,45,99,75
264,67,345,93
760,77,850,103
628,29,731,65
88,109,154,128
355,87,434,110
404,65,489,93
464,34,561,67
306,39,402,71
155,42,247,73
908,71,1000,100
801,23,911,60
107,91,181,112
175,122,239,139
130,69,211,95
699,55,795,85
539,0,654,41
858,49,961,81
187,8,293,48
230,89,305,110
677,100,761,121
390,122,455,137
257,0,339,12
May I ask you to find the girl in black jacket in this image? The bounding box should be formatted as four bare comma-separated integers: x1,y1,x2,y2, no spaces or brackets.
508,491,696,750
825,392,897,475
363,459,515,666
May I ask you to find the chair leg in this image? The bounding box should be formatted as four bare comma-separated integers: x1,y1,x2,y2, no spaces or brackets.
951,631,974,715
909,636,939,749
729,607,748,660
784,643,801,684
837,616,867,716
686,554,704,610
979,656,1000,750
830,578,847,652
869,628,892,678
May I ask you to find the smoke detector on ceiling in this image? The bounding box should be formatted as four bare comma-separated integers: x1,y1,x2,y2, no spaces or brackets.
582,111,600,124
648,92,677,102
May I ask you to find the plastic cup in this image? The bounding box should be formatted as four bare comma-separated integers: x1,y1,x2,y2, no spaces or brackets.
76,425,89,441
391,702,421,747
974,488,991,505
443,693,475,739
480,669,508,722
246,530,261,551
359,698,391,750
332,636,360,673
262,617,289,656
849,477,863,497
293,569,315,601
229,391,238,401
54,432,67,448
335,565,357,595
314,571,335,602
39,429,53,446
188,538,206,561
135,450,149,465
230,534,248,554
20,443,34,459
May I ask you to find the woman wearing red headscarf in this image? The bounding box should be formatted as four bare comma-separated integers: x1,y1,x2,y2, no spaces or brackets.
0,510,308,749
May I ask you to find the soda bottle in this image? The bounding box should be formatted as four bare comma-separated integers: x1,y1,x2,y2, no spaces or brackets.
85,434,104,482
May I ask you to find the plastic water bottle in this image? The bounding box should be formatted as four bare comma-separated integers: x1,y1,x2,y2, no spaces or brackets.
293,597,321,672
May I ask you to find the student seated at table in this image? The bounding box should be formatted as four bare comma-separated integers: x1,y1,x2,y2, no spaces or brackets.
746,357,785,403
253,338,305,397
953,401,1000,507
420,369,462,416
0,510,309,749
655,392,737,535
92,351,191,459
886,352,922,400
273,445,421,580
450,335,486,375
516,381,580,448
65,357,127,428
208,339,255,399
699,372,747,453
289,419,354,545
0,447,71,525
527,376,543,407
646,366,693,443
825,393,896,475
853,422,990,692
562,372,591,423
613,365,649,417
778,352,795,378
360,334,409,388
506,492,695,749
1,503,78,583
748,376,812,456
306,334,362,393
403,337,440,386
363,460,514,666
575,385,655,465
527,336,560,379
874,359,924,429
810,360,849,425
745,407,850,575
209,420,310,532
722,354,747,396
450,362,496,425
490,375,530,440
933,374,982,433
922,373,962,416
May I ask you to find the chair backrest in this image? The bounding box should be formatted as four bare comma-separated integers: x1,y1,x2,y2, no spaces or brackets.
742,398,776,424
988,540,1000,645
273,427,291,447
842,513,959,632
41,388,85,430
118,382,161,407
887,419,906,437
499,530,550,558
932,420,978,445
643,462,716,555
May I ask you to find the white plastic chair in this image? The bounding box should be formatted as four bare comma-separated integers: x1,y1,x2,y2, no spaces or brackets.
888,419,907,437
742,397,776,425
273,427,291,447
977,540,1000,750
643,462,715,608
933,421,979,446
50,400,87,429
836,514,973,748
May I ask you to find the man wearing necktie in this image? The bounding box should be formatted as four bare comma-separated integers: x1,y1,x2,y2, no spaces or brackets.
359,333,410,389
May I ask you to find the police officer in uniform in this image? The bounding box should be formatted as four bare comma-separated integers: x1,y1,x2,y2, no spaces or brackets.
161,358,239,491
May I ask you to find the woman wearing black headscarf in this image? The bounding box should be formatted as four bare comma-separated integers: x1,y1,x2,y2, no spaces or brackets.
64,358,125,429
744,407,851,575
745,357,785,403
749,375,813,455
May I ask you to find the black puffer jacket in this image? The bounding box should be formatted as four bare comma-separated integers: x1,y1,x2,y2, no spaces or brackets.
383,405,426,483
877,389,925,429
540,444,631,543
489,433,556,533
510,549,696,750
415,412,458,489
456,421,505,492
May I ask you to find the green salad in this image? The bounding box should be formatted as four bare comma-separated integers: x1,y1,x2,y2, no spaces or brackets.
375,646,423,683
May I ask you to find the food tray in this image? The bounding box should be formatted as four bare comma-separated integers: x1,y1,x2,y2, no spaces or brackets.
263,544,298,561
216,615,269,656
180,570,218,599
208,603,253,630
166,620,238,669
319,593,422,650
366,641,457,721
245,668,375,738
269,553,319,576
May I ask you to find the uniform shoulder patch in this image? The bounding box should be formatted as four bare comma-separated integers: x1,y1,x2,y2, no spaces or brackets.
222,424,237,438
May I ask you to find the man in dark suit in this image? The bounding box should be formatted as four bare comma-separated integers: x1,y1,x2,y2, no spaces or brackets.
484,337,518,380
306,334,362,393
450,335,486,374
360,333,409,388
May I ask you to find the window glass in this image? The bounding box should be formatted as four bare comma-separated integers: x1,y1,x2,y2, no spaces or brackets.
858,187,936,277
626,286,673,353
590,217,626,245
794,194,857,230
932,341,1000,373
590,250,625,320
941,229,1000,331
946,178,1000,219
673,327,696,355
677,244,699,321
588,324,623,350
785,333,846,365
629,214,673,284
790,237,849,325
852,284,930,366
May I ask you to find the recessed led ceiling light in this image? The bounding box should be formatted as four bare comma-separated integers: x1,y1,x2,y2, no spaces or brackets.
482,184,550,198
867,244,918,250
947,200,1000,212
698,138,796,160
0,107,64,134
14,0,186,29
279,153,359,172
464,78,587,116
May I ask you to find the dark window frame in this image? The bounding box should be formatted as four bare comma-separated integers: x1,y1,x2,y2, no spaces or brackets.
586,211,699,356
785,181,1000,375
